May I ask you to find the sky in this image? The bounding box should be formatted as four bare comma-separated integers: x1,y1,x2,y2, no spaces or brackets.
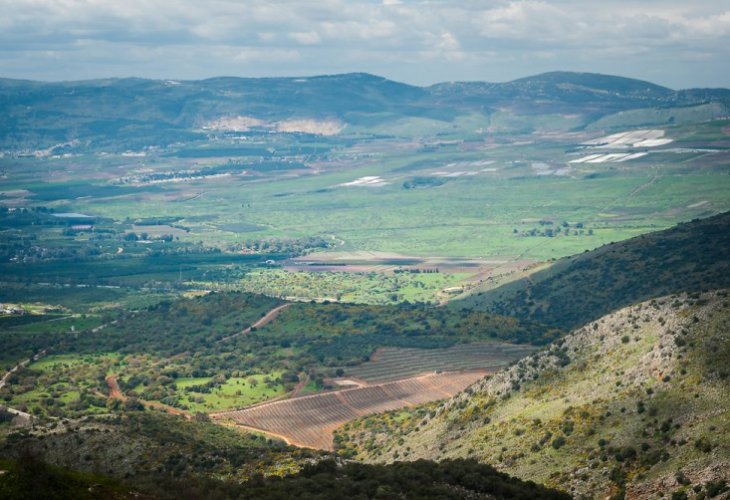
1,0,729,88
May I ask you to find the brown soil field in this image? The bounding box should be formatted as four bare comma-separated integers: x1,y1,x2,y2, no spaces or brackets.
212,370,488,450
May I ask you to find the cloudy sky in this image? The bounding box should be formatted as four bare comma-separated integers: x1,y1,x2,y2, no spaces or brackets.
1,0,729,88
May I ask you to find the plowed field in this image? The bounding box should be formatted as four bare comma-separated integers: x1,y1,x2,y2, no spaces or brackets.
213,370,488,450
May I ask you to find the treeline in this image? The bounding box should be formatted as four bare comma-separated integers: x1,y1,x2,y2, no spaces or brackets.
232,459,571,500
64,292,283,356
0,455,571,499
0,412,320,495
228,236,335,256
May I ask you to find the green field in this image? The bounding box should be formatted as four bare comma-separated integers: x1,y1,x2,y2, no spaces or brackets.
1,120,727,307
176,373,286,412
235,268,470,304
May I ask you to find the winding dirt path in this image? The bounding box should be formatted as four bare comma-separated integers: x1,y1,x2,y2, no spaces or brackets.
0,350,46,391
105,374,191,419
0,351,46,424
289,373,310,398
105,375,126,401
218,303,291,343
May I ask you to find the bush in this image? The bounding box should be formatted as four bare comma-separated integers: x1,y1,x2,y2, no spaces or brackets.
694,437,713,453
551,436,566,449
705,480,729,497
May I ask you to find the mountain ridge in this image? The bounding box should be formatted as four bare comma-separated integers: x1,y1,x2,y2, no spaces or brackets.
3,70,729,151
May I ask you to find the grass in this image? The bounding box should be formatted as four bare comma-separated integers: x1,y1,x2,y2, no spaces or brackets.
178,373,286,412
236,268,470,304
29,353,118,371
46,123,730,263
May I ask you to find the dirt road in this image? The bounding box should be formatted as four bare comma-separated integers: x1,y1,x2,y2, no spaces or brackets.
218,303,291,343
0,350,46,391
105,374,191,419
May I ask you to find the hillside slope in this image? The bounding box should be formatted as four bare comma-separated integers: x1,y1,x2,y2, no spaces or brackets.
337,291,730,498
455,212,730,330
0,412,319,481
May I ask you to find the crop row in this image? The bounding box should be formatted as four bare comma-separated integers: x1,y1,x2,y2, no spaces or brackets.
345,342,536,382
216,371,487,450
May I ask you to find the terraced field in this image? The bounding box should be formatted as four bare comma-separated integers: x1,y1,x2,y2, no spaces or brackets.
214,371,488,450
343,342,537,383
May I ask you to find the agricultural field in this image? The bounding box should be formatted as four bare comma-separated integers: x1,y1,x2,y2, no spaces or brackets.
341,342,537,383
2,116,729,306
215,370,489,450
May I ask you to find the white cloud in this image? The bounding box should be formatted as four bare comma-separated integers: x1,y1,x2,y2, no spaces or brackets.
289,31,321,45
0,0,727,87
234,47,301,63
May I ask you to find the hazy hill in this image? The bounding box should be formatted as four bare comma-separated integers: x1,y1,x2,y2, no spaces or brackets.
2,71,728,150
336,291,730,498
455,212,730,330
428,71,674,114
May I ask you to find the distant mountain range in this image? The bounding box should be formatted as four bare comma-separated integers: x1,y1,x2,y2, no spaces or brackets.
2,71,729,150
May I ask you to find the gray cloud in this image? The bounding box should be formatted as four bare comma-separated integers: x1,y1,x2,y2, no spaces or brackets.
0,0,728,87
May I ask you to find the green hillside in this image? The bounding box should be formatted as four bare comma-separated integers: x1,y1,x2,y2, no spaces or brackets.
456,212,730,330
336,291,730,498
1,412,317,483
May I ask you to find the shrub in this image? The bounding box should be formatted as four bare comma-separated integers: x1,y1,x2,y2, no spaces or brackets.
705,480,729,497
551,436,566,449
694,437,713,453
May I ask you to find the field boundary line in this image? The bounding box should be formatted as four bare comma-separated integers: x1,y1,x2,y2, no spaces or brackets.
217,421,316,449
